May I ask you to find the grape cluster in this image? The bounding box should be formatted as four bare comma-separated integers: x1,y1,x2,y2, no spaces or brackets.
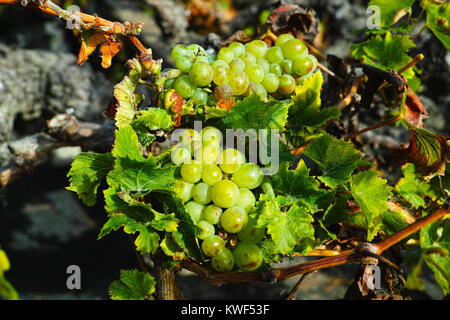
170,126,265,272
167,34,318,106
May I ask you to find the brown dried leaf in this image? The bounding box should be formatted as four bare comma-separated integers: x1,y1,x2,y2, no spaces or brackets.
77,31,109,66
267,4,318,40
100,40,122,69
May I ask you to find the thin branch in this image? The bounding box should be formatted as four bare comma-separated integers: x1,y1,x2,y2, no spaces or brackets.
285,272,313,300
374,207,450,254
346,115,401,141
0,113,114,188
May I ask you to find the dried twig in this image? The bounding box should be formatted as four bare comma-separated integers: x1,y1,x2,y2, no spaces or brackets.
0,113,114,188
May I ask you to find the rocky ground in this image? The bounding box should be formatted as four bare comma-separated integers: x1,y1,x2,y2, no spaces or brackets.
0,0,448,300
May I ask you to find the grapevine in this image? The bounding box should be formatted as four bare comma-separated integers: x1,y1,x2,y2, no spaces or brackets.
0,0,449,301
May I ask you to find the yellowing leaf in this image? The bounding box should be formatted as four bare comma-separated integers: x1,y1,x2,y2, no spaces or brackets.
100,40,122,68
77,30,109,66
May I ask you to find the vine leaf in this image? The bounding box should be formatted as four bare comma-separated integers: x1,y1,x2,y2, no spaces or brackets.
132,108,173,146
419,219,450,295
350,170,392,241
256,196,315,255
368,0,415,27
271,160,324,211
395,163,433,208
223,94,289,131
303,133,362,188
287,71,340,147
66,152,114,206
422,0,450,51
401,125,450,179
109,269,156,300
113,73,143,129
0,249,18,300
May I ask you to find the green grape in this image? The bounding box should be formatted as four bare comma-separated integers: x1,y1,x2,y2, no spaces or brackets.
245,40,268,59
201,126,223,146
293,54,318,77
280,59,293,74
235,188,256,213
185,201,205,223
212,65,230,86
211,179,240,208
192,182,212,204
233,242,263,271
179,128,202,153
189,61,213,87
278,74,296,95
197,220,216,240
228,42,246,57
244,82,267,100
211,247,234,272
238,216,265,243
173,75,196,98
194,55,209,64
217,47,235,63
187,43,206,57
201,235,225,256
264,46,284,64
195,143,221,165
203,205,223,224
171,44,187,62
170,146,191,165
240,52,256,66
219,148,246,174
256,58,270,73
214,84,233,101
164,78,175,90
220,206,248,233
275,33,294,47
211,59,229,69
171,179,194,203
191,88,208,106
269,63,282,76
229,71,249,96
175,55,195,73
232,163,263,189
245,64,265,84
201,165,223,186
281,38,307,60
229,58,246,73
261,72,279,93
181,162,202,183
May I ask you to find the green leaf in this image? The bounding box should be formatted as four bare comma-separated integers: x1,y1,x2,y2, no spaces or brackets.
0,249,18,300
256,198,314,255
66,152,114,206
223,94,289,131
290,71,340,128
422,1,450,51
111,125,145,162
109,269,156,300
107,158,176,197
395,163,432,208
350,170,392,240
368,0,415,27
133,108,173,131
113,73,143,129
162,194,203,262
351,32,416,81
271,160,324,210
303,134,362,188
160,233,186,261
420,219,450,295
